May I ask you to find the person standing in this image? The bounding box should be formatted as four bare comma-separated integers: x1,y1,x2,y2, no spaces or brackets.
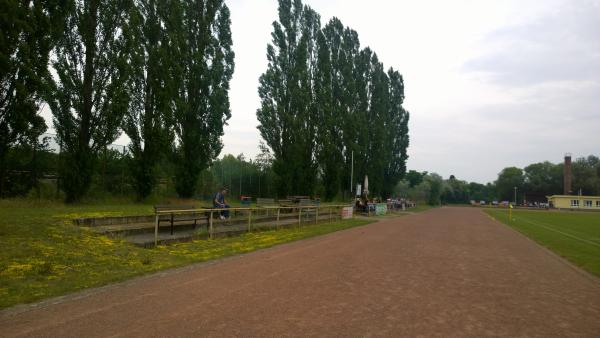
213,187,230,219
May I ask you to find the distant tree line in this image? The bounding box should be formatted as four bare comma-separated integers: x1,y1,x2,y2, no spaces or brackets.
256,0,410,200
396,155,600,205
1,0,234,202
494,155,600,203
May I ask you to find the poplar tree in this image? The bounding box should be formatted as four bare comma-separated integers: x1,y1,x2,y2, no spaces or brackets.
314,19,348,200
314,30,339,199
47,0,129,202
170,0,235,198
122,0,174,199
257,0,320,197
347,46,373,193
365,53,390,194
382,69,409,197
0,0,65,195
259,2,410,198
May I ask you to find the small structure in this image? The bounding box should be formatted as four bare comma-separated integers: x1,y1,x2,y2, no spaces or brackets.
547,195,600,210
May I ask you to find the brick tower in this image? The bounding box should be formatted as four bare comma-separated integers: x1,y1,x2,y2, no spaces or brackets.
563,153,572,195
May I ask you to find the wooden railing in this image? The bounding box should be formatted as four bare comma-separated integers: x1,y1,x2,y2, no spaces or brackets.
153,204,352,246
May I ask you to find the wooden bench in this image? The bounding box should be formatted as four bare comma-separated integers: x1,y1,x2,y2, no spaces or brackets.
154,205,208,235
287,195,310,203
299,199,316,206
277,199,293,206
298,199,318,220
256,198,277,207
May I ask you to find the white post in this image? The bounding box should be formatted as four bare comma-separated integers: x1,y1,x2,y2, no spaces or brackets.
248,209,252,232
209,211,213,239
154,214,159,246
350,151,354,194
277,208,280,229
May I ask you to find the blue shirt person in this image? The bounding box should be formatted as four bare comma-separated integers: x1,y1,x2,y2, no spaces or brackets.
213,187,230,219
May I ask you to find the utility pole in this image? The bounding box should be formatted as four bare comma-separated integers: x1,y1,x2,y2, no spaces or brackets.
514,186,517,205
350,151,354,195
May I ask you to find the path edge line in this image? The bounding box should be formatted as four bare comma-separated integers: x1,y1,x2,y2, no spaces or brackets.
483,210,600,287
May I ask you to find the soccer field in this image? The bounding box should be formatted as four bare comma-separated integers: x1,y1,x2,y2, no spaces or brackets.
485,209,600,277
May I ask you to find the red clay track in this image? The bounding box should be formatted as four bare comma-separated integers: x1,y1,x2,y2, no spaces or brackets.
1,207,599,337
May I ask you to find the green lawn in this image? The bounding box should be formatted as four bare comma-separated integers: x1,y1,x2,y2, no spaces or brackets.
485,209,600,277
0,199,372,309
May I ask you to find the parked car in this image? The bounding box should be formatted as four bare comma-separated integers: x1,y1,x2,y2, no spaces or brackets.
480,200,486,205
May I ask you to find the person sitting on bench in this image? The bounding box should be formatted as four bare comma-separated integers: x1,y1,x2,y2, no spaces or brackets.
213,187,230,219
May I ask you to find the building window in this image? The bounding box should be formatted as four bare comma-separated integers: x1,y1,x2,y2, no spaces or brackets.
596,201,600,208
584,200,592,207
571,200,579,207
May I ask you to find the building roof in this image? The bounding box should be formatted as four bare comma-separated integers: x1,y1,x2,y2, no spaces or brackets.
547,195,600,199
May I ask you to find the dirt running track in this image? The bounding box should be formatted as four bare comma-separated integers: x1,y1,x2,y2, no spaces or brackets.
1,207,599,337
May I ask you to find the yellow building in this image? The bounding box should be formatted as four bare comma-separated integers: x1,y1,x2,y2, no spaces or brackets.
547,195,600,210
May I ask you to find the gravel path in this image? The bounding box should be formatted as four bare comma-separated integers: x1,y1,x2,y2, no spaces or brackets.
1,207,599,337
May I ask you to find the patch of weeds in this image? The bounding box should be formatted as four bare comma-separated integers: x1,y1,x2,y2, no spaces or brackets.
140,256,152,265
36,262,54,276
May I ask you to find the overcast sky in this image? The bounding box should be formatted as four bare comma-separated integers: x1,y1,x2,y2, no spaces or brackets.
41,0,600,183
218,0,600,183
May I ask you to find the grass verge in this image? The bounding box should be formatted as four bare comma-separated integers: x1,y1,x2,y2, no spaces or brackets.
0,199,372,309
485,209,600,277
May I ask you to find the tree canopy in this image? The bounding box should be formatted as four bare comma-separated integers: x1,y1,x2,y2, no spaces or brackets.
257,0,410,199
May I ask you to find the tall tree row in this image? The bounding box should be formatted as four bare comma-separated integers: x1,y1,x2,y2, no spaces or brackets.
0,0,66,196
121,0,234,200
170,0,234,198
47,0,130,202
121,0,174,200
257,0,320,197
257,0,410,200
1,0,234,201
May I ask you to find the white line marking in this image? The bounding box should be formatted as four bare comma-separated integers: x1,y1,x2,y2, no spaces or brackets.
517,216,600,248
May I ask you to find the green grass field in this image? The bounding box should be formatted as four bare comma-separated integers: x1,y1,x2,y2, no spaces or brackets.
485,209,600,277
0,199,373,309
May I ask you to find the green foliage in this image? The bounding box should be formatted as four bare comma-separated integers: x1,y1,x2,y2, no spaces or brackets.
405,170,426,188
495,167,524,203
523,161,562,197
495,155,600,202
315,24,342,200
258,1,410,199
47,0,130,202
257,0,320,197
208,153,276,200
425,173,443,205
2,141,56,197
441,175,470,204
382,69,409,197
571,155,600,196
0,0,65,196
168,0,235,198
121,0,175,200
395,172,495,205
467,182,496,202
92,147,130,196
